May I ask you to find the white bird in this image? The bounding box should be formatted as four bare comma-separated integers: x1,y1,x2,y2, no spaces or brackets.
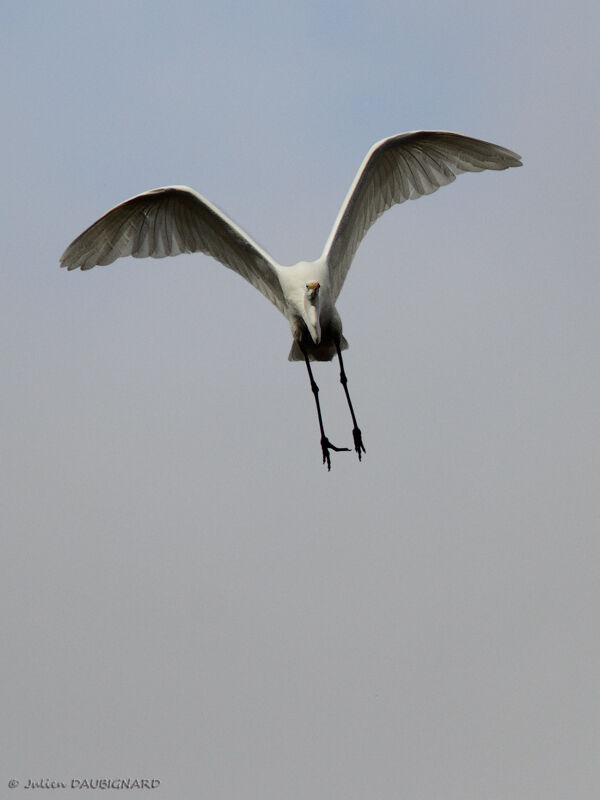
61,131,522,469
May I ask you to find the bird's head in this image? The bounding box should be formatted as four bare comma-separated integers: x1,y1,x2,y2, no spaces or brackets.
303,280,321,344
305,280,320,301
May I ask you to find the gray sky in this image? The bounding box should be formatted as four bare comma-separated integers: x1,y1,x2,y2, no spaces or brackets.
2,1,599,797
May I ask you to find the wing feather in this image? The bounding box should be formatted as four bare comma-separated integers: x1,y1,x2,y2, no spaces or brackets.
60,186,286,313
323,131,522,298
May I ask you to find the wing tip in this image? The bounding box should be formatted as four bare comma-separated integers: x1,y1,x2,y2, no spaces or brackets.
59,248,82,270
59,250,97,271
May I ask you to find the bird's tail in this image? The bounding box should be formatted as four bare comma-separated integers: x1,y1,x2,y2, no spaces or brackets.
288,335,349,362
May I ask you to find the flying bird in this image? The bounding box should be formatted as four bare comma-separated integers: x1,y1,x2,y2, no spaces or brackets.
61,131,522,469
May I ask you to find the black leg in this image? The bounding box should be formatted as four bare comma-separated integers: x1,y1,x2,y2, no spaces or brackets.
336,344,366,461
302,349,350,471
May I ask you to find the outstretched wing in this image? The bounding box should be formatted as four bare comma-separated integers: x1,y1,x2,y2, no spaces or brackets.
322,131,522,299
60,185,286,313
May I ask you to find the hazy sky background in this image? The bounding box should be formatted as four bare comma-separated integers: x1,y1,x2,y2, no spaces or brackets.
2,1,599,797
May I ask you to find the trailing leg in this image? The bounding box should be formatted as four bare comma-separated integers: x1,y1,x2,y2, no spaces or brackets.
336,343,366,461
303,349,350,471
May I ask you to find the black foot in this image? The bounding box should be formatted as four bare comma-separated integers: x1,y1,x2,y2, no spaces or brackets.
352,427,366,461
321,436,350,471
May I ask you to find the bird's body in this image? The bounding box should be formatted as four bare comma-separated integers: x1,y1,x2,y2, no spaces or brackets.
61,131,521,469
277,261,347,362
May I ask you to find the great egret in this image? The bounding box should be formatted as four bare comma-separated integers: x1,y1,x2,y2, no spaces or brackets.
61,131,521,469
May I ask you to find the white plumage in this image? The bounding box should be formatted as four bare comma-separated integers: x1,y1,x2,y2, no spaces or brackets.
61,131,521,469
